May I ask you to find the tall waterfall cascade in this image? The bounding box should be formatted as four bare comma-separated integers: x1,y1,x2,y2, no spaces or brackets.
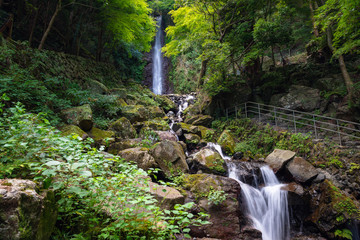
152,16,164,95
208,143,290,240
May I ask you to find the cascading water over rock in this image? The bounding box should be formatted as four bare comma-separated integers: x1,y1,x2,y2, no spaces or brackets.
152,16,164,95
207,143,290,240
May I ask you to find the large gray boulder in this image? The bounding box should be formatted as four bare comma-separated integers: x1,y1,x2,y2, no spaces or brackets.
278,85,321,112
0,179,57,240
265,149,295,173
118,147,158,171
185,114,213,127
191,148,226,174
286,157,318,183
151,140,189,177
61,104,93,131
107,139,142,155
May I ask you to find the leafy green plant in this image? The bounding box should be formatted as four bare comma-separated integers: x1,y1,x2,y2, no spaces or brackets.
334,229,353,240
207,189,227,206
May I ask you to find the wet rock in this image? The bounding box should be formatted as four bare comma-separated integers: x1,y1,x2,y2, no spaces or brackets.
155,131,177,141
198,126,215,141
87,127,115,146
0,179,57,240
118,147,158,171
226,161,262,185
217,130,236,155
278,85,321,112
61,104,93,131
265,149,295,173
181,174,243,239
60,125,88,139
109,117,136,139
141,119,170,131
286,157,318,184
122,105,164,123
148,182,184,210
184,133,201,145
185,114,213,127
190,148,226,175
154,95,177,112
107,139,142,154
179,123,201,135
151,140,189,177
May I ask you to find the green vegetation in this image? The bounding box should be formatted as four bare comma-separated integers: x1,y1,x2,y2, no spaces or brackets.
0,96,210,239
207,189,228,206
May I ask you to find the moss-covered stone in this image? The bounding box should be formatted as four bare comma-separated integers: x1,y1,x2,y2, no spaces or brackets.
84,79,109,94
184,133,201,145
198,126,215,141
179,123,201,135
141,118,170,131
154,95,177,112
217,130,236,155
60,125,88,139
193,148,226,174
109,117,136,139
119,147,158,171
185,114,213,127
117,98,128,107
88,127,115,145
61,104,93,131
107,139,142,155
121,105,149,123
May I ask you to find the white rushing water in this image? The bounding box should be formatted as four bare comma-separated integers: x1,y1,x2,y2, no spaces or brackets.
152,16,164,95
208,143,290,240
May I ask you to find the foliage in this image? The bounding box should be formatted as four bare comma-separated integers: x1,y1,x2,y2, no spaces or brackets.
0,98,210,239
207,188,227,206
334,229,353,240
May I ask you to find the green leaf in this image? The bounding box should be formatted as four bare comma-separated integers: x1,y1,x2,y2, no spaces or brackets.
45,160,61,166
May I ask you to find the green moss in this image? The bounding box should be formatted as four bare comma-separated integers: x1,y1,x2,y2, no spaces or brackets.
60,125,87,138
217,130,235,155
204,155,225,173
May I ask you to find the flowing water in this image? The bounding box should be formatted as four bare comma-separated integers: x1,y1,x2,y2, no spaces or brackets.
152,16,164,95
208,143,290,240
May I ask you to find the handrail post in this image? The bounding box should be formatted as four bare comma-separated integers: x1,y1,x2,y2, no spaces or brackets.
258,103,261,120
235,106,238,119
274,107,277,126
313,115,318,139
245,102,248,118
293,110,297,133
337,120,342,145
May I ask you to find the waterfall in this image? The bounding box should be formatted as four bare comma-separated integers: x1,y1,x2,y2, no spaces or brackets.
152,16,164,95
209,143,290,240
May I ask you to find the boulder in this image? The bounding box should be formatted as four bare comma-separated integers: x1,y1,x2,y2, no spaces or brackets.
148,182,184,210
118,147,158,171
61,104,93,131
286,157,318,183
141,119,170,131
60,125,88,139
155,131,177,142
87,127,115,146
278,85,321,112
107,139,142,155
151,140,189,177
154,95,177,112
184,133,201,145
181,174,243,239
185,115,213,127
0,179,57,240
217,130,236,155
265,149,295,173
84,79,108,94
308,180,360,239
122,105,165,123
198,126,215,141
191,148,226,174
109,117,136,139
179,123,201,135
313,76,344,92
108,88,127,98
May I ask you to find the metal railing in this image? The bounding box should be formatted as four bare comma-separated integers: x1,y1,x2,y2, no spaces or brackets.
226,101,360,146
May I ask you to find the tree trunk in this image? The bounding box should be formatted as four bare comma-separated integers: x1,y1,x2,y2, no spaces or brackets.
326,28,354,99
271,45,276,66
198,59,208,87
309,0,319,37
96,26,104,62
29,8,39,46
38,0,61,50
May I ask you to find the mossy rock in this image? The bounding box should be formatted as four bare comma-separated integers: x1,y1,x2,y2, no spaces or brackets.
109,117,136,139
179,123,201,135
184,133,201,145
61,104,93,131
118,147,158,171
217,130,236,155
154,95,177,112
192,148,226,174
309,180,360,238
88,127,115,146
198,126,215,141
116,98,128,107
107,139,142,155
108,88,127,98
185,114,213,127
60,125,88,139
121,105,148,123
141,118,170,131
84,79,109,94
148,106,165,119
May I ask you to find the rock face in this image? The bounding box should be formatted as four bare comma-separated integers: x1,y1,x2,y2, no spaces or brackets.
109,117,136,139
286,157,318,183
60,125,88,139
185,115,213,127
118,147,158,171
0,179,57,240
191,148,226,174
151,140,189,177
148,182,184,210
217,130,236,155
265,149,295,173
61,104,93,131
181,174,244,239
278,85,321,112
